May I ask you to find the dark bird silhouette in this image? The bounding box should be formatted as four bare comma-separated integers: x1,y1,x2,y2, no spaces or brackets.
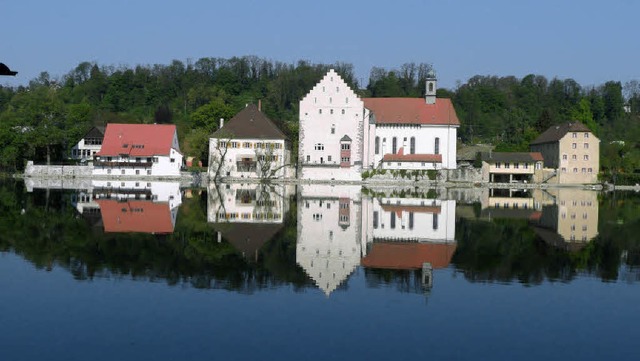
0,63,18,76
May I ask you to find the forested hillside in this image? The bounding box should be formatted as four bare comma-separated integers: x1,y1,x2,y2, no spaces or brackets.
1,56,638,176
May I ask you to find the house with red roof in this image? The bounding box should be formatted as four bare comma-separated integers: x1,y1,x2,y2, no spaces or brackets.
93,123,183,177
298,69,459,180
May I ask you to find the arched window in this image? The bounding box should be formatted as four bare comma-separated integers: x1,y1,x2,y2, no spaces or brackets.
428,83,434,92
434,137,440,154
392,137,397,154
375,136,380,155
410,137,415,154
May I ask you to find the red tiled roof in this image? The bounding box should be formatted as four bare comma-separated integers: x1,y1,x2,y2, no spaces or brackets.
96,199,175,234
363,98,460,126
97,124,178,157
382,153,442,163
530,152,544,161
361,242,457,270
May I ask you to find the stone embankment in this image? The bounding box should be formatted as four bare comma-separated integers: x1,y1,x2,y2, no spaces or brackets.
19,162,624,191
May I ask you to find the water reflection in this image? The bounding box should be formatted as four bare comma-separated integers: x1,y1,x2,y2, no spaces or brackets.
296,185,457,295
71,180,182,234
5,178,640,291
207,183,292,261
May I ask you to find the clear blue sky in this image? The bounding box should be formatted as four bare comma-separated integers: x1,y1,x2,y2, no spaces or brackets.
2,0,638,89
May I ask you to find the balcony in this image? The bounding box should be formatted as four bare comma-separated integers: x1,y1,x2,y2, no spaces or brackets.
94,161,153,168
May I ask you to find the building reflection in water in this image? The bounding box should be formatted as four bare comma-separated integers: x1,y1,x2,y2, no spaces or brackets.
207,183,292,262
480,188,599,250
71,180,182,234
296,185,457,295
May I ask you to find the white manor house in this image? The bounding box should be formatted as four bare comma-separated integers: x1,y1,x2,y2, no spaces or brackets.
299,69,459,180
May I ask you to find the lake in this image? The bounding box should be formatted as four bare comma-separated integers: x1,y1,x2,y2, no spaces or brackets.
1,180,639,361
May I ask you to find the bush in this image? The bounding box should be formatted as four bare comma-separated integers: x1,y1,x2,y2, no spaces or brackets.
427,170,437,180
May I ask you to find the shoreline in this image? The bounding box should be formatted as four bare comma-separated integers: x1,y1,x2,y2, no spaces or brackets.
14,172,640,191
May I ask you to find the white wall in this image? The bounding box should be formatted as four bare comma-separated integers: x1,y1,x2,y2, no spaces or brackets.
373,124,457,169
208,138,289,179
299,69,364,180
92,150,182,177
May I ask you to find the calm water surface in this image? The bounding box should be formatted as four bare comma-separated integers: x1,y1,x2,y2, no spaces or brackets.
1,180,639,361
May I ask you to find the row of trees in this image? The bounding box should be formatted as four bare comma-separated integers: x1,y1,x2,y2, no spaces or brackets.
1,56,639,174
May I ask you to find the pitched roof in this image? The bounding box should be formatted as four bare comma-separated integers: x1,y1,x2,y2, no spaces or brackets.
97,124,178,157
84,126,105,139
531,122,593,145
361,242,457,270
211,104,287,140
363,98,460,126
481,152,544,163
210,222,284,262
96,199,176,234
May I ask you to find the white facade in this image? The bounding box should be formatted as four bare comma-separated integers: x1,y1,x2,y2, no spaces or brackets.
93,131,183,177
208,138,290,179
298,70,458,178
70,139,102,162
90,180,182,210
299,70,374,181
372,124,457,170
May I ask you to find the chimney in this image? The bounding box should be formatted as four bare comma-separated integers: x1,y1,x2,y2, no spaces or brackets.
258,99,262,112
220,118,224,128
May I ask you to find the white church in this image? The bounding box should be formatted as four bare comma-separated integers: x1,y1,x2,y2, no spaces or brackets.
298,69,459,180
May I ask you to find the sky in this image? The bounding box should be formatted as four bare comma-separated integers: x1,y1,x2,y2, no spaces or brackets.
2,0,639,90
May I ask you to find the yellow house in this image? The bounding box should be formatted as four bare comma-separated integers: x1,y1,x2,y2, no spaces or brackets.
530,122,599,184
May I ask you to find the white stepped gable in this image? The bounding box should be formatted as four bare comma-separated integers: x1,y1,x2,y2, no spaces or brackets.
299,69,368,180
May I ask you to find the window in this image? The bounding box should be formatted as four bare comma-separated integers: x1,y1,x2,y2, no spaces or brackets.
505,163,510,169
572,155,577,160
562,167,566,172
375,137,380,155
243,142,251,148
582,168,586,173
329,97,332,104
573,168,578,173
392,137,397,154
328,156,332,162
319,109,322,114
572,132,577,138
147,170,151,175
315,144,324,151
434,137,440,154
341,109,345,115
409,212,414,230
514,163,519,169
136,170,140,175
170,158,175,163
341,143,350,150
390,212,396,229
496,162,501,168
306,155,310,162
584,155,589,161
572,143,577,149
432,214,438,230
373,211,379,229
330,109,334,114
121,170,125,175
588,168,593,173
584,143,589,149
331,125,335,134
341,157,350,163
346,97,349,103
585,133,589,138
107,169,111,175
524,163,529,169
563,154,568,160
410,137,415,154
